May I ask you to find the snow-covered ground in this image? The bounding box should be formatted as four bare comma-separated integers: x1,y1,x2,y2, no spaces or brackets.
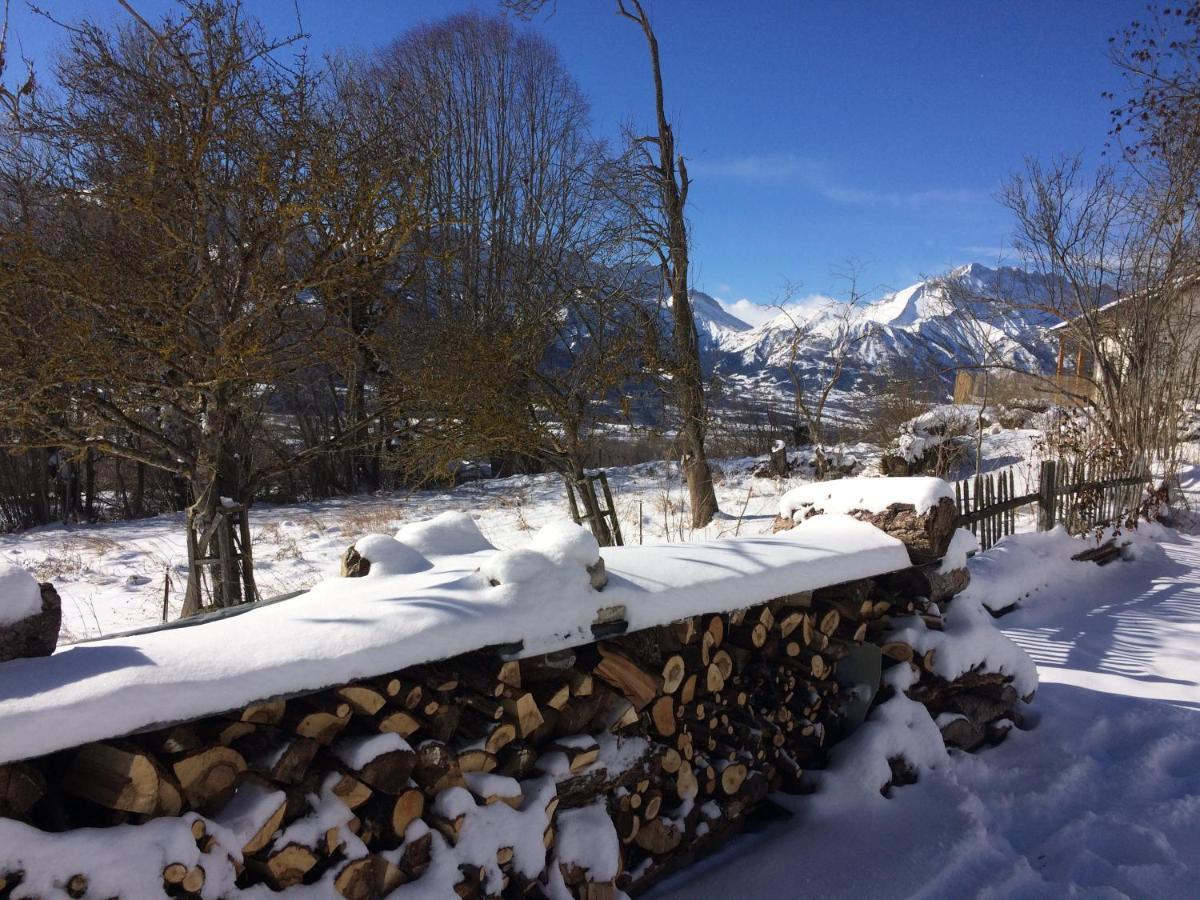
650,522,1200,899
0,428,1042,644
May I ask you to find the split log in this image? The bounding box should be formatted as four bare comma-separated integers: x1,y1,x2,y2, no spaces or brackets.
0,762,45,820
594,643,660,710
62,743,161,814
172,746,246,813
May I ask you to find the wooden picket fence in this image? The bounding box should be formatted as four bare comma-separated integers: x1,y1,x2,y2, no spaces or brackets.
955,459,1150,551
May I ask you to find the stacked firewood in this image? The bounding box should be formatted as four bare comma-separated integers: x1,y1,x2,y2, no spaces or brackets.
0,566,1026,898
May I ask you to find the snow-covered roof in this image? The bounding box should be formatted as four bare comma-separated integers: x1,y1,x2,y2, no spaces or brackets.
780,476,954,522
0,514,909,765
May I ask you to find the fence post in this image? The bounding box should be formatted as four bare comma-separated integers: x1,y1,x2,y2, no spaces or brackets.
1038,460,1057,531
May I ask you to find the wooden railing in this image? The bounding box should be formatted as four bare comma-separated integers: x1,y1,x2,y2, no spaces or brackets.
955,460,1149,550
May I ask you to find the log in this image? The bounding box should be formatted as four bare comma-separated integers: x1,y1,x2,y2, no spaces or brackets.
62,743,161,814
172,746,246,813
251,844,318,890
634,817,682,855
351,747,416,795
501,693,545,738
650,695,676,737
287,699,352,745
0,762,46,820
211,780,287,855
337,684,388,716
335,856,382,900
378,710,423,738
594,643,660,710
240,699,287,725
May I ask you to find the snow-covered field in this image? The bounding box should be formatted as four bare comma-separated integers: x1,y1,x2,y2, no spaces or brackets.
0,428,1042,644
650,521,1200,899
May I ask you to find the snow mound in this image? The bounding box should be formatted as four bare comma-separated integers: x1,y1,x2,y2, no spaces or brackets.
0,563,41,626
554,801,622,882
780,476,954,521
353,534,431,576
396,511,494,558
819,664,948,797
964,526,1100,614
480,548,574,587
528,520,600,569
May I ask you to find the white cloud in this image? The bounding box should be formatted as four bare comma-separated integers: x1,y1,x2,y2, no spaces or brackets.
689,153,984,209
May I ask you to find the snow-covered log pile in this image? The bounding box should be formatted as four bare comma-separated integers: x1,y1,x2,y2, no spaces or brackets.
774,476,959,564
0,489,1034,898
0,564,61,664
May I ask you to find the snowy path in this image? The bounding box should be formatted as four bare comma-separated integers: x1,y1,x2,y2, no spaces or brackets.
651,527,1200,899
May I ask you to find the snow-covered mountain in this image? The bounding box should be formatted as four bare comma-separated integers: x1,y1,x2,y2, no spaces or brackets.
701,263,1064,396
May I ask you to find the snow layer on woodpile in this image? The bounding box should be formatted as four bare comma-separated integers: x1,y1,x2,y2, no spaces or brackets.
395,510,494,558
0,814,239,899
554,801,622,881
334,733,411,769
0,515,908,765
887,594,1039,698
779,476,954,522
352,534,431,576
392,777,558,898
938,527,979,574
0,563,41,626
818,664,948,797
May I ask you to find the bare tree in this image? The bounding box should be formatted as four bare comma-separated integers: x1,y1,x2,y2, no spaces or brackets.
613,0,719,526
502,0,720,527
358,13,646,535
771,266,871,478
0,1,420,612
1000,156,1200,470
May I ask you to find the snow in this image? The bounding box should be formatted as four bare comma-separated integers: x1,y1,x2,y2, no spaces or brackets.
397,777,557,898
209,781,285,855
463,771,521,803
0,515,909,766
649,521,1200,899
0,813,238,899
274,773,366,859
334,733,411,770
554,801,622,881
779,476,954,521
963,526,1107,614
938,527,979,574
0,563,41,626
887,591,1039,698
395,511,493,558
352,534,431,576
529,519,601,568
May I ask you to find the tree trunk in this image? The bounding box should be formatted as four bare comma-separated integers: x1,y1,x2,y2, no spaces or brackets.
84,447,95,521
181,404,249,617
625,0,719,529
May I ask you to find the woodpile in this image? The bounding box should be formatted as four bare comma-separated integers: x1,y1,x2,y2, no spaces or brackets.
0,533,1028,898
0,582,61,664
774,496,959,566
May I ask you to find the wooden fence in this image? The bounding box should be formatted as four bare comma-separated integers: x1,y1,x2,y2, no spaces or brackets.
955,459,1150,551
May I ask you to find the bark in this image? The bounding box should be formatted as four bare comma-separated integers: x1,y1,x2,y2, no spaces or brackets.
182,401,250,616
622,0,719,528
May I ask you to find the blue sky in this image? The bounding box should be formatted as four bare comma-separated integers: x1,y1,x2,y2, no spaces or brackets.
5,0,1136,320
